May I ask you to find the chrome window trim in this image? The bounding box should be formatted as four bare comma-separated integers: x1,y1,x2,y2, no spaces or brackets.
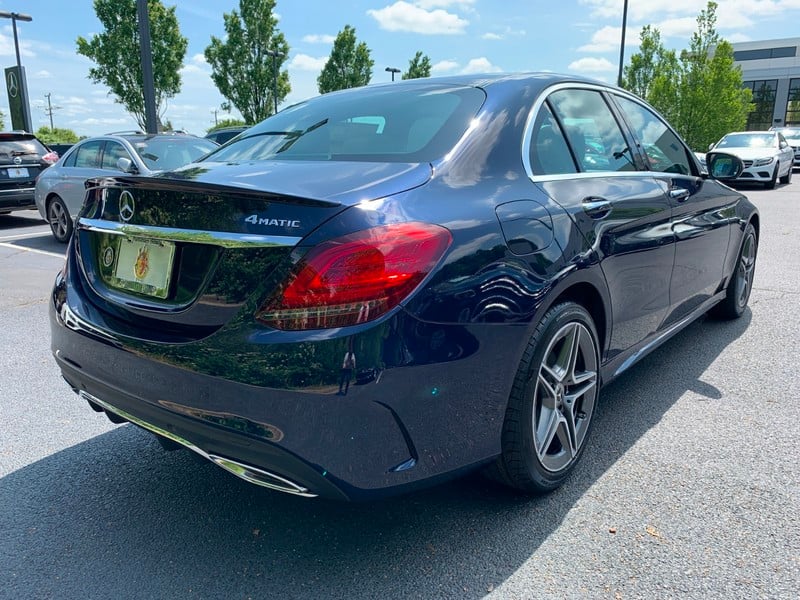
78,218,302,248
521,82,690,183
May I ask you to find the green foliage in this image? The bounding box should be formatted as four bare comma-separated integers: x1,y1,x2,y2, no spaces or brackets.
621,2,752,150
0,108,5,130
207,118,247,133
204,0,290,123
317,25,374,94
36,127,80,144
77,0,187,130
402,51,432,80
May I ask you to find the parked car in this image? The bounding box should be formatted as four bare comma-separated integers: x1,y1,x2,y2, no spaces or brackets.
769,125,800,168
48,143,75,158
35,132,218,241
709,130,793,188
0,131,58,216
50,74,758,501
204,125,248,145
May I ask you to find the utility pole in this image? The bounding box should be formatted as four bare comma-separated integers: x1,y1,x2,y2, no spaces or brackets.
212,109,218,126
43,92,61,130
617,0,629,87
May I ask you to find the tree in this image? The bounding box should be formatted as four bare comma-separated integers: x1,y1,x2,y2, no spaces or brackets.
317,25,374,94
402,51,432,80
0,108,5,130
621,2,751,150
204,0,290,123
207,118,247,133
35,127,80,145
77,0,187,130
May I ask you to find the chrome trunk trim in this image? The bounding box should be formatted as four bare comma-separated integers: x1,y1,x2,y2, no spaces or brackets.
78,218,302,248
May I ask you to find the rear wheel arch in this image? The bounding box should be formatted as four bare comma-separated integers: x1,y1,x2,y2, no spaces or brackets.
542,279,608,361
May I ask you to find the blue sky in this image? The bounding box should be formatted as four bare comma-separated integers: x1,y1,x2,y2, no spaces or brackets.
3,0,800,137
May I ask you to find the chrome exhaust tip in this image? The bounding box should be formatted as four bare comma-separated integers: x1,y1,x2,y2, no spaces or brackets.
78,391,317,498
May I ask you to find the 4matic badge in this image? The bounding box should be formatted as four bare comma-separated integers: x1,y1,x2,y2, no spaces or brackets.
244,214,301,228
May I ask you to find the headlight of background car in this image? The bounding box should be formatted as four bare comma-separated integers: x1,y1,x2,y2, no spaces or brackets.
752,157,775,166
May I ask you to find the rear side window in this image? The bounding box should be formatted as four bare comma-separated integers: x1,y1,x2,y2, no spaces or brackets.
529,104,577,175
73,141,103,168
548,89,634,172
613,95,692,175
204,85,486,163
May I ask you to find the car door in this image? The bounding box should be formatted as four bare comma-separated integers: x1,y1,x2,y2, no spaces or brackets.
527,86,675,360
777,133,794,173
58,140,105,216
610,93,734,326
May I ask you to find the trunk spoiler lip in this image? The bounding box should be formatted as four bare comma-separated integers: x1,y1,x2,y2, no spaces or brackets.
84,174,344,209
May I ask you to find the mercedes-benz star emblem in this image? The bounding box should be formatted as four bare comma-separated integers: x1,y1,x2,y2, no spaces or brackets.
6,71,18,99
13,156,21,165
119,190,135,222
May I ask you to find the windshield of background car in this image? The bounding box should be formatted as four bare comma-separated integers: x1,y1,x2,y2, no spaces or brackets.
0,135,49,161
717,133,776,148
774,127,800,142
130,137,218,171
202,85,486,163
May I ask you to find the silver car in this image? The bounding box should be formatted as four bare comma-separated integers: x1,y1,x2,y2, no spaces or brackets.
770,126,800,168
35,132,218,242
710,130,794,189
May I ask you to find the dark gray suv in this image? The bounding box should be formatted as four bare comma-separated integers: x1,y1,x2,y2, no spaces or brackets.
0,132,58,216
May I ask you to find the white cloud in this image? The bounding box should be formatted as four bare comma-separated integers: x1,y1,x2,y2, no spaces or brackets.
367,1,469,35
431,59,459,73
482,32,503,40
461,57,502,74
33,70,52,79
568,57,617,73
416,0,475,7
302,34,335,44
728,32,752,43
180,64,207,75
578,25,635,53
190,53,207,65
289,54,328,71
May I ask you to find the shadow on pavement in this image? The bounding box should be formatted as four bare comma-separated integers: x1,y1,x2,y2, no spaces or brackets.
0,311,751,598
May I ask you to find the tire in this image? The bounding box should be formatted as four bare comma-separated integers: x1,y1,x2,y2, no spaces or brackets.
47,195,73,243
765,163,779,189
711,222,757,320
488,302,600,493
780,163,792,184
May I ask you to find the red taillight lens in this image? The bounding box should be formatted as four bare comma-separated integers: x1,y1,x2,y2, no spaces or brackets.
42,151,59,164
257,222,452,330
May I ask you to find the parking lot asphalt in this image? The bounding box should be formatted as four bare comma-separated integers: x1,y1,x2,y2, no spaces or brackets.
1,183,799,599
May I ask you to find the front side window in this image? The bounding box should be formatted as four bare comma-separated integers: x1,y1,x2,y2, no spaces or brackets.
614,95,692,175
547,89,635,173
101,142,131,170
203,85,486,164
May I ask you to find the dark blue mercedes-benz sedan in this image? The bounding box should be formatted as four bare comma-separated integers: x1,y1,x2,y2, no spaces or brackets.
50,74,758,501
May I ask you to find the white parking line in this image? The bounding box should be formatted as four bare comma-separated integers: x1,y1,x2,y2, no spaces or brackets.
0,231,50,242
0,241,64,259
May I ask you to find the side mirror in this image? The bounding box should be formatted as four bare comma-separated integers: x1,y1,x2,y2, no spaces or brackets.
707,142,715,151
116,157,138,174
706,152,744,181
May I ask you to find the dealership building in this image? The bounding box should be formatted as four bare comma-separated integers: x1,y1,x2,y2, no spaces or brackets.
732,37,800,129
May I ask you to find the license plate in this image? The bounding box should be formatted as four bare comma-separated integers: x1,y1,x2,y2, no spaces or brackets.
6,167,29,178
111,238,175,299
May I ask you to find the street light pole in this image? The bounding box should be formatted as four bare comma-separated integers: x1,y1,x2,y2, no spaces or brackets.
617,0,629,87
0,10,33,132
266,50,284,115
385,67,401,82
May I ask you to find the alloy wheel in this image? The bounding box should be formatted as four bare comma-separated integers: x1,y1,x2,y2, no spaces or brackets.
48,200,69,241
736,231,756,308
532,321,598,473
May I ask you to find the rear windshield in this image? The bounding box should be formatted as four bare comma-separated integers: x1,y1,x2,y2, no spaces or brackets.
0,135,49,159
129,137,219,171
202,85,486,164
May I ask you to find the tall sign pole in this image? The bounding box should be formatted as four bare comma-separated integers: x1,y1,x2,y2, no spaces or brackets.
0,11,33,131
617,0,629,87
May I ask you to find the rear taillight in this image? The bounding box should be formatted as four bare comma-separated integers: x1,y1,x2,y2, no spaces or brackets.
42,151,59,164
257,222,452,330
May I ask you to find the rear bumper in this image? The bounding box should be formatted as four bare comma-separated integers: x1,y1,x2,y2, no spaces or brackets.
50,274,522,500
0,186,35,211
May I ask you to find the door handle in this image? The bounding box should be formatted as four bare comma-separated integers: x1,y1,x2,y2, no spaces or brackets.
582,197,612,219
669,188,690,202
